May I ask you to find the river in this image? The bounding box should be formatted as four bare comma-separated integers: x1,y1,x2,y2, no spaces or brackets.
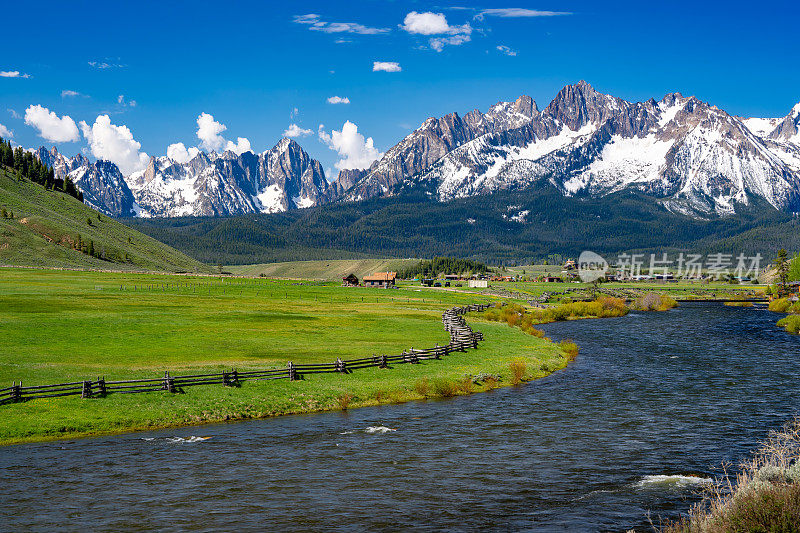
1,302,798,531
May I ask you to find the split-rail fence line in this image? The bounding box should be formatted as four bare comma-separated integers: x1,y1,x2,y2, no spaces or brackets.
0,304,491,405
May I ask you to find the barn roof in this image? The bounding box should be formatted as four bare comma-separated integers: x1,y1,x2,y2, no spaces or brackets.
363,272,396,282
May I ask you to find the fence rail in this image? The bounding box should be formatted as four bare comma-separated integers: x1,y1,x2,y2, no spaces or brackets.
1,303,492,406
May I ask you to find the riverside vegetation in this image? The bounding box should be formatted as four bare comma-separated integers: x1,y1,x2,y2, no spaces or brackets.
0,268,576,445
665,420,800,532
769,297,800,335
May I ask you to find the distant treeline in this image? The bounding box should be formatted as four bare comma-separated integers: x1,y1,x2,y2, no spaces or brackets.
124,188,800,266
399,257,490,279
0,138,82,202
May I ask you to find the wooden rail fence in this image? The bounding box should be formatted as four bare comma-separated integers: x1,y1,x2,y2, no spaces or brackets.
0,304,491,405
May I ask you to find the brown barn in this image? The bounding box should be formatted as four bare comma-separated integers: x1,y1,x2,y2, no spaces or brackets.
342,274,359,287
363,272,396,288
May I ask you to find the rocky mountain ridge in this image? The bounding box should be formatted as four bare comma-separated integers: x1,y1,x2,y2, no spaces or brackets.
34,82,800,218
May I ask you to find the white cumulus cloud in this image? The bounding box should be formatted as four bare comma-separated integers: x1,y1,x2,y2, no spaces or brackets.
226,137,251,155
401,11,472,51
327,96,350,104
0,70,31,78
24,105,80,143
80,115,149,175
166,142,200,164
61,90,84,98
283,124,313,138
0,123,12,138
318,121,382,171
373,61,401,72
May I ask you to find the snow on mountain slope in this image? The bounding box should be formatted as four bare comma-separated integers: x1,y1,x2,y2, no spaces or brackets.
37,147,138,216
86,138,328,216
342,95,540,202
411,83,800,215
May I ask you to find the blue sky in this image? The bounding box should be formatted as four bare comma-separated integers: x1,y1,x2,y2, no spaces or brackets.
1,0,798,177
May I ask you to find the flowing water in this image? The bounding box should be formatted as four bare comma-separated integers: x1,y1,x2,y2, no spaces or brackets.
2,303,799,531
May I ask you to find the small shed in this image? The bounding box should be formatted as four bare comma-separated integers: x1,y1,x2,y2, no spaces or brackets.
363,272,396,288
468,279,488,288
342,274,359,287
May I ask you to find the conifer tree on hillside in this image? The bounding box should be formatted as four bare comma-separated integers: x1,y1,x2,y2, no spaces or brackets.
775,248,790,297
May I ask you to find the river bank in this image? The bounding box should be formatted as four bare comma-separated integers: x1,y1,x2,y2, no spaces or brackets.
2,302,797,530
0,315,576,446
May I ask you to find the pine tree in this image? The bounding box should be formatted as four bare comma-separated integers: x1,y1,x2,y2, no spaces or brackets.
775,248,789,297
1,207,6,219
87,240,95,257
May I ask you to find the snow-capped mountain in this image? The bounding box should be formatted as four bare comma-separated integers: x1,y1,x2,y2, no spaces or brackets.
36,147,138,216
126,138,331,217
342,95,539,201
38,138,336,217
378,82,800,215
35,83,800,218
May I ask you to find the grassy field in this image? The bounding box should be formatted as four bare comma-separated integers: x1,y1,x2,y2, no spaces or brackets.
0,267,572,445
0,169,210,272
227,258,420,280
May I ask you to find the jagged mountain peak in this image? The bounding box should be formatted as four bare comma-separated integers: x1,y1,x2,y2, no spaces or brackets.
544,81,627,130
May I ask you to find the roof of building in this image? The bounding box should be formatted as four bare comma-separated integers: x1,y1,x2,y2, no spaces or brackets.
363,272,397,282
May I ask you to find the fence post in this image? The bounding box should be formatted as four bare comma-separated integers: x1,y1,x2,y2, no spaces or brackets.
97,377,106,396
288,362,297,381
12,382,21,403
163,371,176,393
380,354,388,368
81,380,92,399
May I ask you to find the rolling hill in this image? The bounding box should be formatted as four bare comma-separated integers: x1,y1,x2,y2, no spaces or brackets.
0,168,211,272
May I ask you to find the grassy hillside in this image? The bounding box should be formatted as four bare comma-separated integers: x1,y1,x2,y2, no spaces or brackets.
227,258,420,280
0,169,210,272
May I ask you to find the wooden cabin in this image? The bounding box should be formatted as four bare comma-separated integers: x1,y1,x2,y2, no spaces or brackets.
363,272,396,288
342,274,359,287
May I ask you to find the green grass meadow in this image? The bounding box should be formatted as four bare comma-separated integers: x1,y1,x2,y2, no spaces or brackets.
0,268,571,444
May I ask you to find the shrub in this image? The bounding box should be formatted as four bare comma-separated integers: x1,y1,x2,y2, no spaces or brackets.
559,339,579,360
725,301,754,307
482,375,500,389
414,378,429,398
336,393,353,410
432,378,459,398
457,376,474,394
509,359,527,385
665,420,800,532
631,293,678,311
770,298,792,313
777,315,800,335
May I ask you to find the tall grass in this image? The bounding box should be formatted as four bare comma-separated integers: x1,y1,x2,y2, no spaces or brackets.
336,393,353,410
665,420,800,532
509,359,527,385
414,378,430,398
431,378,458,398
482,297,629,331
559,340,579,361
723,301,753,307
